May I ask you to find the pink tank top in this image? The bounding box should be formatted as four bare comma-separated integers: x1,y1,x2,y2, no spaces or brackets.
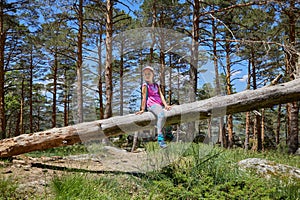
144,83,163,107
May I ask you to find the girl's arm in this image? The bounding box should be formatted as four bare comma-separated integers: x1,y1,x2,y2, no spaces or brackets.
136,85,147,114
158,85,172,111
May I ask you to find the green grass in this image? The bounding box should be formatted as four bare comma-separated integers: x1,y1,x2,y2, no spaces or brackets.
46,143,299,200
50,173,145,200
25,144,89,158
0,176,19,200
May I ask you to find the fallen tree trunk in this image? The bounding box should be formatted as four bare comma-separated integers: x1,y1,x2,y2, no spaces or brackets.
1,78,300,158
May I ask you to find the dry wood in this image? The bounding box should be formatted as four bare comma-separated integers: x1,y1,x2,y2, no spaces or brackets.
0,78,300,158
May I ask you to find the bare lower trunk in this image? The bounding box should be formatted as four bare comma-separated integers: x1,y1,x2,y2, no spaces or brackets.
287,102,299,154
227,114,233,148
244,112,250,150
252,112,262,152
131,132,138,152
275,104,281,145
261,108,265,151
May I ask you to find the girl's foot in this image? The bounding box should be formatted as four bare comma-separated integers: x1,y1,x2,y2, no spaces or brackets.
158,134,167,148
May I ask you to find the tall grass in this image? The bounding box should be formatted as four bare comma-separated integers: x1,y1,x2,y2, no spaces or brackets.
48,143,299,199
0,175,19,199
50,173,145,200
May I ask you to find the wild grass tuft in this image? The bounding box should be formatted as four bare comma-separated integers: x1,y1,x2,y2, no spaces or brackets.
0,175,19,199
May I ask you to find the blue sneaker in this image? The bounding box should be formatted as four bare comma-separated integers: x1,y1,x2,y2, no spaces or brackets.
158,134,167,148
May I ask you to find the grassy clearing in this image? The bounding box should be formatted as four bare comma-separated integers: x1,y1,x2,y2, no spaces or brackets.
48,143,299,200
2,143,299,199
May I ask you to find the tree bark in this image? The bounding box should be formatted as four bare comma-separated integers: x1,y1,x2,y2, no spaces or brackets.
168,55,172,104
275,104,281,145
104,0,113,119
261,108,265,151
244,59,251,150
0,4,6,139
19,77,25,136
286,0,299,154
97,35,104,119
189,0,199,102
76,0,84,123
29,48,34,133
63,67,69,127
244,111,250,150
225,39,233,148
52,52,57,128
187,0,200,137
251,46,262,151
212,13,224,147
1,78,300,158
159,11,166,96
149,0,156,63
252,112,262,151
287,102,299,154
120,40,124,116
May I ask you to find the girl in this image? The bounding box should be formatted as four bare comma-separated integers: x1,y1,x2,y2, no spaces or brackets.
136,66,172,148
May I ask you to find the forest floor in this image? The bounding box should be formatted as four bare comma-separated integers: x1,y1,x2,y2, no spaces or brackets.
1,145,299,199
0,146,149,199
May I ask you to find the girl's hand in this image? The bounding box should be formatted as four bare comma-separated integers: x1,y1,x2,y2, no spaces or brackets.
165,105,172,111
136,110,144,115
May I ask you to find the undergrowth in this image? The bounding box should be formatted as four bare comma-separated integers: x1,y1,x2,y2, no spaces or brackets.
48,143,299,200
2,143,299,199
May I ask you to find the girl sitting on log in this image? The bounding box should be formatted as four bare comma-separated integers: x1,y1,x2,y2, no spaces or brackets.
136,66,172,148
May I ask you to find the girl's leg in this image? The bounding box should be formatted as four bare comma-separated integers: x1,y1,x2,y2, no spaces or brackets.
149,104,167,148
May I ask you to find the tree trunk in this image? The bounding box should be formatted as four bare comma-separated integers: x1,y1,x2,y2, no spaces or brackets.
287,102,299,154
63,67,69,127
244,59,251,150
52,53,57,128
104,0,113,119
1,78,300,158
159,12,166,96
275,104,281,145
150,0,156,63
251,46,262,151
18,77,25,136
97,35,104,119
176,67,180,102
189,0,199,102
245,111,250,150
261,108,265,151
131,132,138,152
168,55,172,104
120,40,124,116
29,48,34,133
76,0,84,123
225,39,233,148
159,46,166,96
252,112,262,152
0,4,6,139
286,0,299,154
211,12,226,147
187,0,200,136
